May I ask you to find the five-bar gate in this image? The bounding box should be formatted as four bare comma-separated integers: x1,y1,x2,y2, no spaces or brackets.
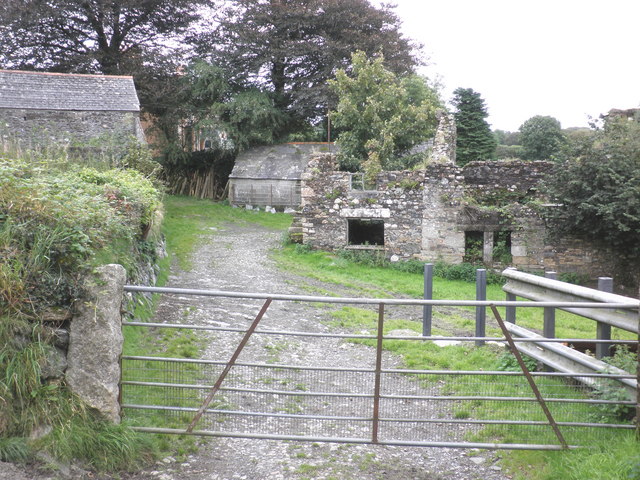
120,286,638,450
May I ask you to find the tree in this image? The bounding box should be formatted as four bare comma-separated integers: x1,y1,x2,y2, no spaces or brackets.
519,115,565,160
198,0,421,134
329,51,441,175
161,60,285,153
451,88,496,165
544,116,640,275
0,0,208,108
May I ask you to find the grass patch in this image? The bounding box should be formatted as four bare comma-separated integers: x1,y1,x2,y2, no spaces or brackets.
503,431,640,480
163,196,291,270
276,243,636,342
37,418,157,473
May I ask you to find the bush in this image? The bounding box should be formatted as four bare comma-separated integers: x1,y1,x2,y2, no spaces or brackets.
590,346,637,422
433,261,504,285
0,160,162,315
0,157,162,473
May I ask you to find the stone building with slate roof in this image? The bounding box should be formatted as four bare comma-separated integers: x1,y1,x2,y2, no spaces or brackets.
0,69,145,150
229,143,337,209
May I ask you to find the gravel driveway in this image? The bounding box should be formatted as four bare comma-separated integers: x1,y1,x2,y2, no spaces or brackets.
125,222,512,480
1,221,513,480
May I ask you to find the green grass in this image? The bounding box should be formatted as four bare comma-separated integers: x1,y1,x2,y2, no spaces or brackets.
163,196,291,270
275,243,636,341
503,431,640,480
123,198,637,479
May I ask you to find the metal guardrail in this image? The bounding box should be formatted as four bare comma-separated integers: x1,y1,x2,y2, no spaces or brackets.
502,268,639,333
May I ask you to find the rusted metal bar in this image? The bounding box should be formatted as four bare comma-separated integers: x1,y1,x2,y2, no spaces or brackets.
490,304,569,449
186,298,272,433
371,303,385,444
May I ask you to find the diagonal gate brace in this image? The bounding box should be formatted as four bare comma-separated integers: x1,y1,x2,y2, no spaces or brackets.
186,298,273,433
490,304,569,449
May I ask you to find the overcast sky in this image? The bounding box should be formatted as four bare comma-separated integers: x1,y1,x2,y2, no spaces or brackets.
383,0,640,132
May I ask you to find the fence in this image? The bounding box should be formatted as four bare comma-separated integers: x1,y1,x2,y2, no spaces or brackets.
121,285,639,450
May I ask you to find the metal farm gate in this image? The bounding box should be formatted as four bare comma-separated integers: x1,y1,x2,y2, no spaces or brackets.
120,286,638,450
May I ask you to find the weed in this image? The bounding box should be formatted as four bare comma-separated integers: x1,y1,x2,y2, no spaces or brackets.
0,437,30,462
496,352,538,372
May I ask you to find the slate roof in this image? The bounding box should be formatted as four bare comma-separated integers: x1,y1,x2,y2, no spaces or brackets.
230,143,337,180
0,70,140,112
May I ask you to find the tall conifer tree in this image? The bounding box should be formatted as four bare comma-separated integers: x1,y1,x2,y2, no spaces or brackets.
451,88,496,165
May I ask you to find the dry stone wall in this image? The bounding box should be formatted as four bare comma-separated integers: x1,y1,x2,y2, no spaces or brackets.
297,154,614,279
0,109,145,148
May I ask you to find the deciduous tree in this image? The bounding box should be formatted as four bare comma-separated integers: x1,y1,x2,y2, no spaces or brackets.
519,115,565,160
544,115,640,279
329,51,440,174
451,88,496,165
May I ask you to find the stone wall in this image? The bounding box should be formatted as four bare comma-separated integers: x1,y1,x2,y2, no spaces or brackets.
300,154,427,260
297,154,615,279
0,109,145,148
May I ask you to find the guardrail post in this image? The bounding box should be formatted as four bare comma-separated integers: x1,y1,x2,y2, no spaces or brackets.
596,277,613,359
506,292,516,324
475,269,486,346
423,263,433,337
543,272,557,339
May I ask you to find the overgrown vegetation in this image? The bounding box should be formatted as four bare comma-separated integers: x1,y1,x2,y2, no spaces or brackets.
276,237,638,480
543,115,640,286
329,51,441,174
1,154,163,472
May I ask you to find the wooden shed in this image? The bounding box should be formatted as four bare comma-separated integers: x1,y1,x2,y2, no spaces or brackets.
229,142,336,209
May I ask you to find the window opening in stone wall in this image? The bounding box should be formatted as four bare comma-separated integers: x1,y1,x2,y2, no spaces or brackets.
464,231,484,263
350,173,377,191
348,219,384,246
493,230,513,264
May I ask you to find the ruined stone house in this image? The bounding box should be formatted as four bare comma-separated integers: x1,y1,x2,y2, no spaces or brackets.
291,113,612,277
0,69,145,151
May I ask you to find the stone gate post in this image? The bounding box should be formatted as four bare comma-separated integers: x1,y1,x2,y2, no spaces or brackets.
66,264,125,423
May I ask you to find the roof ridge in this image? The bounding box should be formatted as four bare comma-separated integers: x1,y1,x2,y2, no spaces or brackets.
0,69,134,80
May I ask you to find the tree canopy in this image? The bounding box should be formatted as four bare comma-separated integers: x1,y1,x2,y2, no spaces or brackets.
544,115,640,271
0,0,207,73
0,0,208,110
198,0,421,134
329,51,441,175
451,88,496,165
519,115,565,160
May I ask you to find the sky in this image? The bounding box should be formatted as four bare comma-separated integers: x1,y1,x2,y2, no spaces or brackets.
381,0,640,132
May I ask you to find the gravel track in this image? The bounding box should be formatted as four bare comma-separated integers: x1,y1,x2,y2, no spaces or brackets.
125,222,512,480
1,222,513,480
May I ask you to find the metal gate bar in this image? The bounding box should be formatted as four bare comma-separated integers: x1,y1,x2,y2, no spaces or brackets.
186,298,272,432
121,286,638,449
